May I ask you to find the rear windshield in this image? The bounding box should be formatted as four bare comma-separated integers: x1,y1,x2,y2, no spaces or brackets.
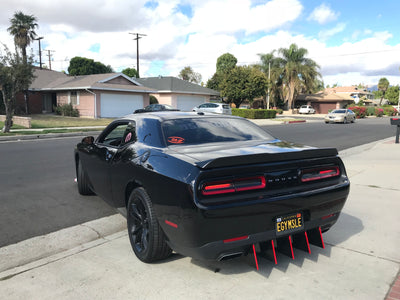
162,117,274,146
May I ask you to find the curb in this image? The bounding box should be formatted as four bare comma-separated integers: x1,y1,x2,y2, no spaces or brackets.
0,130,102,142
0,214,126,274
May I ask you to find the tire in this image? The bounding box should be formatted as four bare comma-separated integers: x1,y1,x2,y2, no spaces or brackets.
77,159,94,195
343,117,348,124
127,187,172,263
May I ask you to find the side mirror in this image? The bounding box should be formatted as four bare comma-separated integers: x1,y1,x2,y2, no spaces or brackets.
81,136,94,145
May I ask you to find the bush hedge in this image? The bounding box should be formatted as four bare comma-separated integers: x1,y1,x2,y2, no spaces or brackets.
348,106,367,118
231,108,277,119
54,103,79,117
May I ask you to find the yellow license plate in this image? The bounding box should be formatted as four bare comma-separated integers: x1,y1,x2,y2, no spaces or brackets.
276,213,303,236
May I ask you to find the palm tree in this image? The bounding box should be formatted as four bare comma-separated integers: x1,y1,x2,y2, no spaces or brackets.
276,44,320,110
378,77,389,105
7,11,38,64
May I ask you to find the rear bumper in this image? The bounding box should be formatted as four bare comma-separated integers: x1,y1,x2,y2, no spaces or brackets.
168,213,340,261
161,183,349,261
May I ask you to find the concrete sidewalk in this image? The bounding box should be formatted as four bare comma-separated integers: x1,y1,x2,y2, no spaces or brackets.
0,138,399,299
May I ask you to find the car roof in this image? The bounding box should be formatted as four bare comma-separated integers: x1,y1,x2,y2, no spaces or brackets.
121,111,241,122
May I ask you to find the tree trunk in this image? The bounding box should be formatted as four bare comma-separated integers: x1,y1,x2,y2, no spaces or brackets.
2,96,13,133
24,91,29,114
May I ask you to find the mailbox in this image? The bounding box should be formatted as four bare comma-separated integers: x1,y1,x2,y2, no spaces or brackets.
390,117,400,126
390,117,400,143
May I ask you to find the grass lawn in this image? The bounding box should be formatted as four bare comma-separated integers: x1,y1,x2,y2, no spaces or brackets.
29,114,113,128
0,114,113,136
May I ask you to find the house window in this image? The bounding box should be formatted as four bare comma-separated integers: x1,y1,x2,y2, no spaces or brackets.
70,91,79,106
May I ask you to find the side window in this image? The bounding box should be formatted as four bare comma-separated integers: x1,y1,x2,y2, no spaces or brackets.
120,122,137,146
98,123,129,147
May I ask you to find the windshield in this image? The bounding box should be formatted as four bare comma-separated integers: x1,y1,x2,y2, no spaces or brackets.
332,109,346,113
162,117,274,146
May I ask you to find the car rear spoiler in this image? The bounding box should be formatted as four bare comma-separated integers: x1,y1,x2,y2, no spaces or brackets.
195,148,338,169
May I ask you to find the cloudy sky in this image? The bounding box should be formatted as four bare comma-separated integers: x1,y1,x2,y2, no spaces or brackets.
1,0,400,88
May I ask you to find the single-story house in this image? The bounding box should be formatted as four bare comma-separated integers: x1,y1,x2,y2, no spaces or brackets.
17,68,155,118
17,69,220,118
135,76,220,111
296,91,355,114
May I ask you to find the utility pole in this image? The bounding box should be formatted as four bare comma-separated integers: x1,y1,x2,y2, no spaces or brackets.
267,61,271,109
45,50,55,70
129,32,146,78
35,37,44,69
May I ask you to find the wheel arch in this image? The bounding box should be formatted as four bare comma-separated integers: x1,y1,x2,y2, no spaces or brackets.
125,180,143,208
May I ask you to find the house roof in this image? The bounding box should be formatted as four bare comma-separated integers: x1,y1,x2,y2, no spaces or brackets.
325,86,372,95
297,91,355,102
30,70,155,93
136,76,220,96
30,68,69,89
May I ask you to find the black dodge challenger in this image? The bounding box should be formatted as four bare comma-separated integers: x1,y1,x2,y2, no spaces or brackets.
75,112,349,264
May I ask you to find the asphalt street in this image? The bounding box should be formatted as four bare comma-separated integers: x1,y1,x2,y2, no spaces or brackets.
0,117,396,248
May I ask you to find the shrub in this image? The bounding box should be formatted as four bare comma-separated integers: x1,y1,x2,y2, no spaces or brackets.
231,108,277,119
366,107,375,116
348,106,366,118
382,106,398,116
374,108,384,117
54,103,79,117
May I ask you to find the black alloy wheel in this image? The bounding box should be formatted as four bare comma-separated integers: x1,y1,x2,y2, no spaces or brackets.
127,187,172,263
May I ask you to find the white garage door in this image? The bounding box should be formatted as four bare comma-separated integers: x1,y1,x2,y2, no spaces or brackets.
100,93,144,118
176,96,206,111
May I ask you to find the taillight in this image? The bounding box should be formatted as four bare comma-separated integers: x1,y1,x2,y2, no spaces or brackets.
201,176,266,196
300,166,340,182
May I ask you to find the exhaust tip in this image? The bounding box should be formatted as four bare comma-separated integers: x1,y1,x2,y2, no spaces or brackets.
218,252,244,261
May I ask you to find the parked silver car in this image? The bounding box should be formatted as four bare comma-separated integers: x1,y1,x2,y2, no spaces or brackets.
192,103,232,115
324,109,356,124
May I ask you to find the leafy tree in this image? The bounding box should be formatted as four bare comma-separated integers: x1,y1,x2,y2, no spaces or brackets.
178,66,202,84
220,66,267,108
206,53,238,91
216,53,237,74
0,46,34,133
378,77,389,105
68,56,114,75
122,67,138,78
372,90,383,100
7,11,38,65
206,72,223,91
385,85,399,105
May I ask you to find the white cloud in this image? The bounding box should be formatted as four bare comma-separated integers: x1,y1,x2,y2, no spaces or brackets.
308,3,340,25
318,23,346,41
1,0,399,88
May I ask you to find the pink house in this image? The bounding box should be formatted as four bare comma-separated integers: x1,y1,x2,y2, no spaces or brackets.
24,69,154,118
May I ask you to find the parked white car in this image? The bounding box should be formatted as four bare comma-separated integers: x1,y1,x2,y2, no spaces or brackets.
299,105,315,114
192,103,232,115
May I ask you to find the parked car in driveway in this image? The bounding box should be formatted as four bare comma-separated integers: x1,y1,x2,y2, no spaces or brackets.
75,112,350,264
299,105,315,114
192,103,232,115
325,109,356,124
134,104,179,113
